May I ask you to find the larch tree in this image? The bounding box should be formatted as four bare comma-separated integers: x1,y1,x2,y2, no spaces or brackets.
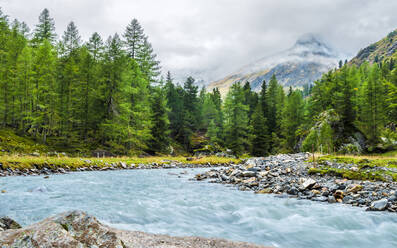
32,8,56,45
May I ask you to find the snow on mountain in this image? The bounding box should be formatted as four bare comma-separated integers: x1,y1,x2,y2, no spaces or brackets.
208,33,340,94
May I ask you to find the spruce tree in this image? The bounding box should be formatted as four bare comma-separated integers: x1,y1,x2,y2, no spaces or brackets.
149,86,170,154
259,80,268,118
251,104,269,156
281,90,304,152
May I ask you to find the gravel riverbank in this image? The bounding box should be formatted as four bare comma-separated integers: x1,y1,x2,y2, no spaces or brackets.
0,160,233,177
194,153,397,212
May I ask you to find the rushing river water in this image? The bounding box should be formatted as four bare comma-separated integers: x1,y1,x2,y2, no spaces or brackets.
1,168,397,247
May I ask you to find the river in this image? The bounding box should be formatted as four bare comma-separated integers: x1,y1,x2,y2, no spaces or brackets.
1,168,397,247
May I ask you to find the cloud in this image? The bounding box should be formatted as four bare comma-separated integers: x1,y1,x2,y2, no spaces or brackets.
1,0,396,83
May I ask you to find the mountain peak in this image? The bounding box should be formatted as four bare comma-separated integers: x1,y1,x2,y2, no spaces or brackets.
290,33,334,58
208,33,339,95
295,33,325,46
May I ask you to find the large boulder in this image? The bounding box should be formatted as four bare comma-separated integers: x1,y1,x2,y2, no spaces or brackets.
0,210,124,247
0,211,268,248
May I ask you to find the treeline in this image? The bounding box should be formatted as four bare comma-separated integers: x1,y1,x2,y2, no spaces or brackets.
0,8,396,156
305,60,397,153
0,8,161,154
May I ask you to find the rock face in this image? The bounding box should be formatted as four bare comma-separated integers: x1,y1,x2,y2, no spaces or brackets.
349,29,397,66
0,211,267,248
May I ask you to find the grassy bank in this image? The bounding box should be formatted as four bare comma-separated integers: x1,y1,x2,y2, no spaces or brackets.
0,155,241,171
308,154,397,182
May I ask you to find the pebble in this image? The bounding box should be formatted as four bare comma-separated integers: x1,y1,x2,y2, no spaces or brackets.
194,153,397,213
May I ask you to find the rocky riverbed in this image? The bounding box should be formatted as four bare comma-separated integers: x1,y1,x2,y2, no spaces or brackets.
0,211,267,248
194,153,397,212
0,160,233,177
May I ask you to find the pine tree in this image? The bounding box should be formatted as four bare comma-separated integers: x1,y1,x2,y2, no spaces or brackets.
359,64,386,145
149,86,170,154
87,32,104,61
251,104,269,156
15,46,34,131
33,9,56,44
334,65,356,133
266,75,279,133
31,40,58,142
123,19,145,59
99,34,130,152
180,76,199,150
57,22,82,138
281,90,304,152
259,80,268,118
60,21,81,56
0,8,10,127
136,37,161,83
385,67,397,123
125,59,152,152
223,82,249,155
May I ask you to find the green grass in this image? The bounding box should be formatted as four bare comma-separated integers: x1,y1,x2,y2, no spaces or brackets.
308,166,397,182
310,154,397,168
0,155,242,171
0,129,48,155
308,153,397,182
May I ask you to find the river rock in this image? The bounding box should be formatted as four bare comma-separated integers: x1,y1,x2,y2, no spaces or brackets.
328,196,337,203
0,217,21,231
241,171,256,177
256,188,272,194
0,210,124,247
347,184,363,193
0,211,267,248
301,178,316,189
368,199,388,211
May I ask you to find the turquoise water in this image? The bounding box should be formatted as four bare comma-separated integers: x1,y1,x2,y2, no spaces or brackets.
1,168,397,248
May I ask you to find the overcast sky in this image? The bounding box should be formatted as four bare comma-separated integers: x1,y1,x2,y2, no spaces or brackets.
1,0,396,83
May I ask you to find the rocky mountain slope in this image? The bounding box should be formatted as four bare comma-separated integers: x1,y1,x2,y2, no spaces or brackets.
208,34,339,95
349,29,397,65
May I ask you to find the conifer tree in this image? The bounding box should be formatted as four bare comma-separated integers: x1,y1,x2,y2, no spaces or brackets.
251,104,269,156
359,64,386,145
136,37,161,83
149,86,170,154
33,8,56,44
259,80,268,118
223,82,249,155
99,34,130,152
16,46,34,130
123,19,145,59
281,90,304,152
31,40,58,142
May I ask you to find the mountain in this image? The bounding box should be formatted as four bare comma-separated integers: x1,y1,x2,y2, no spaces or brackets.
349,29,397,65
208,34,339,95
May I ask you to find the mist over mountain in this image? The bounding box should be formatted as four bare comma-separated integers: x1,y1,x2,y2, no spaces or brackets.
208,34,341,94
